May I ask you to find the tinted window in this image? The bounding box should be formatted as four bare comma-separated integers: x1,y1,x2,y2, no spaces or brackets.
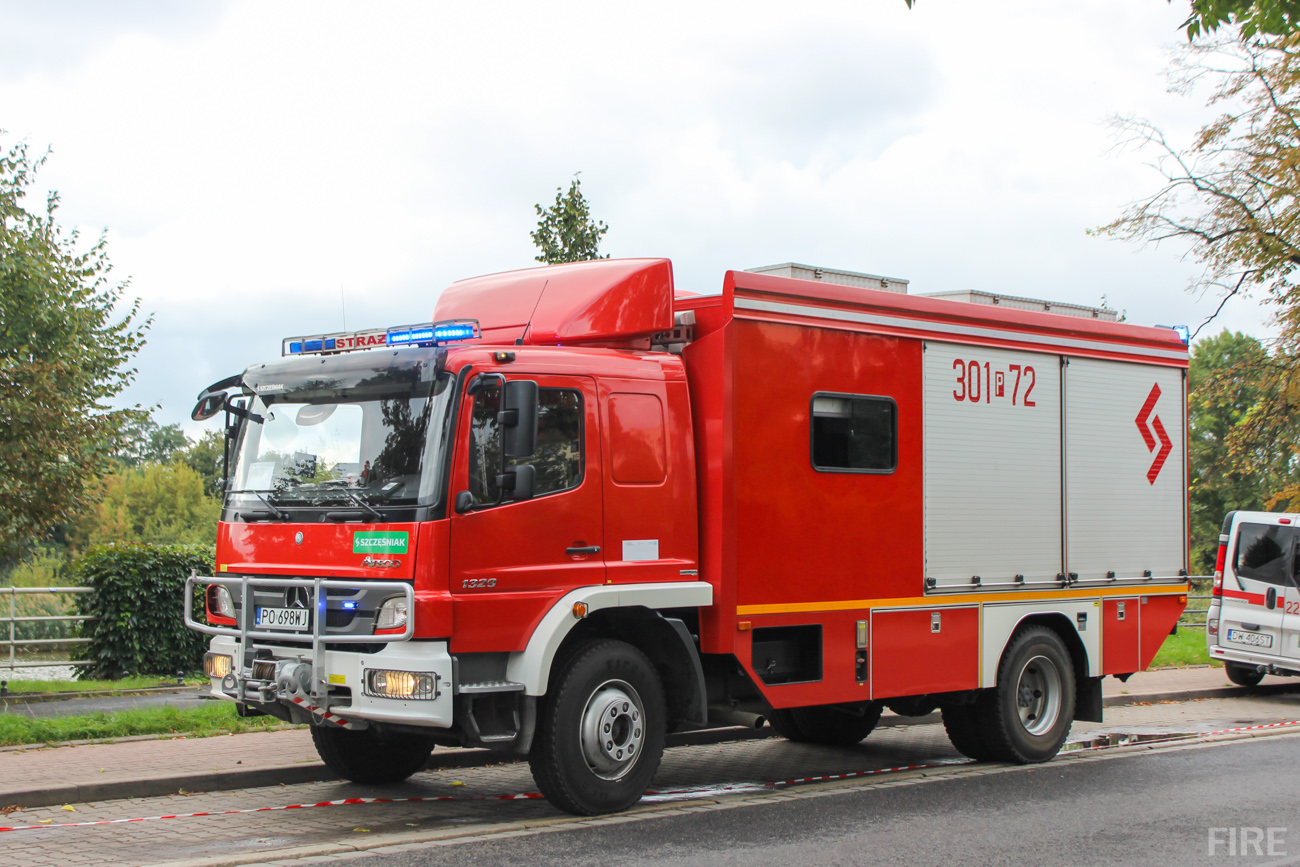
1234,523,1293,586
467,386,582,505
811,393,896,473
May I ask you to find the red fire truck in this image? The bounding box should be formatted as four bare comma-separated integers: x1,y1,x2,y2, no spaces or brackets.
186,258,1189,815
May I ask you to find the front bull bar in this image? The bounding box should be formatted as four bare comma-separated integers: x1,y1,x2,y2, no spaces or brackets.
184,572,415,718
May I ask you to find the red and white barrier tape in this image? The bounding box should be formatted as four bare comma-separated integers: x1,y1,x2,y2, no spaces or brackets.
2,720,1296,834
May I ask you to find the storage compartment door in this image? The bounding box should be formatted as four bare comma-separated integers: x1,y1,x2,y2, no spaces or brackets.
924,344,1062,588
871,606,979,698
1101,597,1141,675
1064,359,1184,580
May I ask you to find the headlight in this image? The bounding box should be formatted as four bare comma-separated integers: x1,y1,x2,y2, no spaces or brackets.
375,596,409,632
208,585,236,620
204,652,233,678
364,669,438,700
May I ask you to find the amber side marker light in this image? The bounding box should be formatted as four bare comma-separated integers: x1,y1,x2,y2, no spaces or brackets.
737,621,752,632
494,351,516,363
572,602,588,619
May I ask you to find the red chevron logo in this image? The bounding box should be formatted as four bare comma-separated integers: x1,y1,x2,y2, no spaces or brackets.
1135,383,1172,484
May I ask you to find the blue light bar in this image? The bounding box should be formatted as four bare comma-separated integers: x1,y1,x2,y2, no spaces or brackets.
1173,325,1190,344
283,321,479,356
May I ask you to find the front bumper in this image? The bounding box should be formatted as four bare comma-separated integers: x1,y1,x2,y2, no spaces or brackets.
187,573,453,729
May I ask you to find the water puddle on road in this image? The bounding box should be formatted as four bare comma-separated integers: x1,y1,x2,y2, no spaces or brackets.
1063,731,1197,751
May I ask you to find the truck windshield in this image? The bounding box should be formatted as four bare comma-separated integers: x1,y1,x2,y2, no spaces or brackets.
227,347,454,513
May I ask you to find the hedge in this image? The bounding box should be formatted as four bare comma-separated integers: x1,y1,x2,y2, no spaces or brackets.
73,543,214,680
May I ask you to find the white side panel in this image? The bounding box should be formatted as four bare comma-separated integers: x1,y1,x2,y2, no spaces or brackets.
981,600,1100,685
924,344,1062,587
1065,359,1185,580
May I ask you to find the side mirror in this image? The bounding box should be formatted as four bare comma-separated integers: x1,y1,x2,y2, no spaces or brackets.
494,464,535,503
454,490,475,514
1267,586,1278,610
192,392,227,421
501,380,539,459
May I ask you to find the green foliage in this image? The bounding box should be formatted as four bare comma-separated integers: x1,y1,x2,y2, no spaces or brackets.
71,462,219,549
116,415,189,467
179,429,226,497
0,549,76,643
1187,331,1287,571
1183,0,1300,38
0,134,150,559
531,174,609,265
0,701,290,746
73,543,213,680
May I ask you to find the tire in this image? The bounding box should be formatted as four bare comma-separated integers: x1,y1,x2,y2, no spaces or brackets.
978,626,1076,764
765,709,808,741
786,703,883,746
529,639,666,816
941,701,995,761
1226,661,1265,687
311,724,436,785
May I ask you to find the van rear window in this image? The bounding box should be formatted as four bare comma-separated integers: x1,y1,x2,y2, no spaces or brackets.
1234,523,1292,586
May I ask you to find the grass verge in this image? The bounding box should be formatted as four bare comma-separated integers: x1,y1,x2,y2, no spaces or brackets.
1150,627,1219,668
0,702,296,746
0,675,204,694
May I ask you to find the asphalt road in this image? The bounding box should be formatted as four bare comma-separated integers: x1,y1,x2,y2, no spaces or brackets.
357,735,1300,867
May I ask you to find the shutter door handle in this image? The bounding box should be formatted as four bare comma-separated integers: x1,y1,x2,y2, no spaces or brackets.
566,546,601,555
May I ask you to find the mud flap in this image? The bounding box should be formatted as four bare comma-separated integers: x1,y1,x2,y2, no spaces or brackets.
1075,675,1104,723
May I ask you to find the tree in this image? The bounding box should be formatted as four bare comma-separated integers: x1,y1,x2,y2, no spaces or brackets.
0,136,149,559
531,174,609,264
1186,330,1293,570
178,429,226,498
71,462,219,549
116,414,189,467
1098,33,1300,529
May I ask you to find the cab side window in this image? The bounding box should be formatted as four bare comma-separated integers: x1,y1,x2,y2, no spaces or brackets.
1234,523,1293,586
467,386,582,505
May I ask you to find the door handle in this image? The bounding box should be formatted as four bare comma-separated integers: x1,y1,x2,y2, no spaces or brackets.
1242,623,1261,631
566,546,601,555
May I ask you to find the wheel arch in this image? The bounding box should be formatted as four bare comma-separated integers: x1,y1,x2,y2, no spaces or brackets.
505,582,712,731
1006,612,1101,723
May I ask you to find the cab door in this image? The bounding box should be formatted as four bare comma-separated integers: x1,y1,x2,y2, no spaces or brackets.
448,373,604,653
1220,518,1292,659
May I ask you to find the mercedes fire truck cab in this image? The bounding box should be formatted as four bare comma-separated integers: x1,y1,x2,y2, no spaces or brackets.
187,258,1190,816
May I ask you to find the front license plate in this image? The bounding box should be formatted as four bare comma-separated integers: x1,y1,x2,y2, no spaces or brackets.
256,607,310,630
1227,628,1273,648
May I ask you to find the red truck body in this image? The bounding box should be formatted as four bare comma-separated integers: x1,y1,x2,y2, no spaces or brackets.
190,257,1189,815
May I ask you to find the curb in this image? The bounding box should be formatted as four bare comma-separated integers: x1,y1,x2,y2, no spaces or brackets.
0,685,203,707
5,681,1297,809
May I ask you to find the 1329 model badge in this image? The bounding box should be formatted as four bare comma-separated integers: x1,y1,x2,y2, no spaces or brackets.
361,556,401,568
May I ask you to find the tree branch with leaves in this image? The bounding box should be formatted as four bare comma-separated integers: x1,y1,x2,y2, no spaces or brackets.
531,174,609,265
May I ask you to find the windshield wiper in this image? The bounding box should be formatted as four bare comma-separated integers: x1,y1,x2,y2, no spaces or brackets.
227,489,289,521
333,488,385,521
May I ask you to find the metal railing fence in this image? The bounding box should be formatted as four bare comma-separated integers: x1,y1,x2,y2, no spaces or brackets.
0,586,94,671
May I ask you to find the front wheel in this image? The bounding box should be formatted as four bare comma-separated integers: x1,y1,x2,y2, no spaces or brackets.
311,725,436,784
1225,661,1265,687
979,626,1076,763
529,639,666,815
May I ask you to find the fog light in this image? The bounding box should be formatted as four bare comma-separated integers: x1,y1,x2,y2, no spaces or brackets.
204,652,232,679
364,668,438,700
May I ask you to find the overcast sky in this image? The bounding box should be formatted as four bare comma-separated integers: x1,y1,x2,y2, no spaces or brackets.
0,1,1271,434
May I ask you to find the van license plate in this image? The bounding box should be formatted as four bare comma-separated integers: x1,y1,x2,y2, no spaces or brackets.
1227,628,1272,648
256,607,310,630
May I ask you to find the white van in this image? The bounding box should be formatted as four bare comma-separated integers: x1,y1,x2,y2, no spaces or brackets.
1206,511,1300,684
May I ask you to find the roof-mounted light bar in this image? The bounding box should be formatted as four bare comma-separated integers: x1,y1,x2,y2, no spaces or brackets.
282,320,481,356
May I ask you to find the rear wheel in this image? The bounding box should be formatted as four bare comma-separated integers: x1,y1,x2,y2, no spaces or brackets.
978,626,1076,763
765,709,807,741
311,725,436,785
529,639,666,816
1226,661,1265,687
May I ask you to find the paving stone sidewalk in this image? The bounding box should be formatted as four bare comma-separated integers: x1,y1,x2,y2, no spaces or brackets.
0,665,1286,811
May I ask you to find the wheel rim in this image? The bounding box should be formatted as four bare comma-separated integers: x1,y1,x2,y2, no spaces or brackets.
579,679,645,781
1014,654,1062,737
